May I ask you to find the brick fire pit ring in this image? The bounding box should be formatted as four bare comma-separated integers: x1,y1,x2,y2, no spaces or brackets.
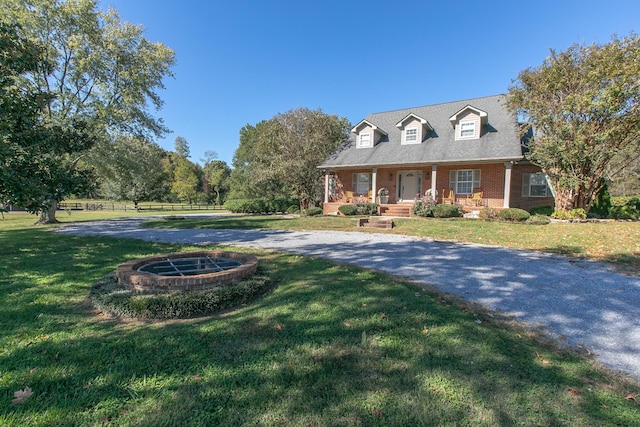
115,251,258,293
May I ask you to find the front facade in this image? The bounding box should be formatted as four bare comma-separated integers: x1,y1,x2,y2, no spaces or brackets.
319,95,554,215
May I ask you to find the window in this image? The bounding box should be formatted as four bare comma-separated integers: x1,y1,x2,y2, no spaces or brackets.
404,127,419,144
522,173,548,197
351,173,372,194
458,121,476,139
358,132,371,148
449,169,480,195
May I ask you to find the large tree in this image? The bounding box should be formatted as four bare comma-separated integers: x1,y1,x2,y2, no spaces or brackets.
1,0,175,222
88,135,169,205
508,34,640,212
203,159,231,205
228,121,292,200
0,23,94,219
250,108,351,209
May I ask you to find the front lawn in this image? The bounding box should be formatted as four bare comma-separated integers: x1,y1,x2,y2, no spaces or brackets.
0,214,639,425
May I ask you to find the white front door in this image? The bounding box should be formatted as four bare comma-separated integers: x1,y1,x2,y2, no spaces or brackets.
399,171,420,202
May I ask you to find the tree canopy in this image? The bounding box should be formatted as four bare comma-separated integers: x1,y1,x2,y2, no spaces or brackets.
0,23,94,219
1,0,175,222
239,108,351,209
508,33,640,212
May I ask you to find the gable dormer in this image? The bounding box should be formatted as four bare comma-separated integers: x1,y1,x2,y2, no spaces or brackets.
395,113,433,145
352,120,387,149
448,105,488,140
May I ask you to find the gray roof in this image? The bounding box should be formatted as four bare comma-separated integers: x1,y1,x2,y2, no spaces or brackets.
319,94,524,169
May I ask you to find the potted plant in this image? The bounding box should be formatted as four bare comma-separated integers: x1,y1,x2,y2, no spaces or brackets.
378,187,389,204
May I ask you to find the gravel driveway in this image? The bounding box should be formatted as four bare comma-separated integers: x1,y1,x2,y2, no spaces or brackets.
57,215,640,381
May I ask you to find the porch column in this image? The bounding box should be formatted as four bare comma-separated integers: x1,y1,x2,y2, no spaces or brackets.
503,162,513,208
324,171,330,204
431,165,438,197
371,168,377,202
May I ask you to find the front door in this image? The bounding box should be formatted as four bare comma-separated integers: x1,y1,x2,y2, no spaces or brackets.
398,171,420,202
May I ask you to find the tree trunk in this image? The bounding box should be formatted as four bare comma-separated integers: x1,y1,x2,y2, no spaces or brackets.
35,203,59,224
554,189,575,212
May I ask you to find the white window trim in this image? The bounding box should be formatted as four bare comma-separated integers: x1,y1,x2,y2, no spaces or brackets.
457,121,477,140
449,169,480,195
522,173,548,197
357,132,372,148
402,127,421,145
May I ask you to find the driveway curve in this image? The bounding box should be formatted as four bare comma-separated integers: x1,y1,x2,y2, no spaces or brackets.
57,216,640,381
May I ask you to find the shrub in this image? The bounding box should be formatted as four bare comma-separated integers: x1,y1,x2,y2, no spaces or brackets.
432,204,462,218
551,208,587,220
302,207,323,216
413,198,436,217
223,199,299,214
338,204,357,216
478,207,500,220
625,197,640,211
609,205,639,220
529,205,553,216
90,270,276,319
355,203,378,215
527,214,551,225
286,205,300,214
498,208,530,222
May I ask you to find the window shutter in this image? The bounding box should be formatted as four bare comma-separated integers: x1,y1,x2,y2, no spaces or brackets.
473,170,481,189
352,173,357,191
522,173,530,197
449,170,456,190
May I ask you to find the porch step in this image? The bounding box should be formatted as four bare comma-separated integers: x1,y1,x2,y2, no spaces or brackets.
379,205,412,218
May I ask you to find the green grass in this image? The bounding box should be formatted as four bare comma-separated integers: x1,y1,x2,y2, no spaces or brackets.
1,213,639,425
144,214,640,275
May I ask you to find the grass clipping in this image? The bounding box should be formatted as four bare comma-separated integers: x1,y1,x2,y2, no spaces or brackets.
90,267,276,319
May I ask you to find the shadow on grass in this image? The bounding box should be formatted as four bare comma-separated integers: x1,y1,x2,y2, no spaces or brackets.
0,227,638,425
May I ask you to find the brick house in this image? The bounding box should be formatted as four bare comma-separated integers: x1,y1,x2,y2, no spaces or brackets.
319,95,554,216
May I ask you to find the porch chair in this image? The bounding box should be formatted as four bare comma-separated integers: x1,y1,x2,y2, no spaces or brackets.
344,191,354,203
442,188,455,204
466,188,483,207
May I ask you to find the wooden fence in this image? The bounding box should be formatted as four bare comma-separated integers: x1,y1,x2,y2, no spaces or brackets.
57,202,225,212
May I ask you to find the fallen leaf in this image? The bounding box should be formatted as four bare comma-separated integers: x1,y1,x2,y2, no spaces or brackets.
373,407,383,418
343,321,351,327
568,388,581,396
535,351,551,365
275,323,283,331
380,313,386,318
83,382,92,389
12,387,32,404
422,328,429,334
626,393,638,403
29,368,37,375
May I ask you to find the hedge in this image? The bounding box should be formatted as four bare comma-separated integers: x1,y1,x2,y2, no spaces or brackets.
223,198,299,214
498,208,530,222
90,269,276,319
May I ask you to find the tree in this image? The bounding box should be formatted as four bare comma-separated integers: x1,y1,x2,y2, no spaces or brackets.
174,136,190,158
508,34,640,212
228,121,292,200
0,23,94,220
1,0,175,222
170,156,198,204
88,135,169,205
203,160,231,205
251,107,351,209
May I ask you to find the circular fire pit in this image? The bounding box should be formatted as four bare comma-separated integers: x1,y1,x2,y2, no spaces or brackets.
115,251,258,293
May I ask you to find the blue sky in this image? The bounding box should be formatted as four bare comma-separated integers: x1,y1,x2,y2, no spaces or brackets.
99,0,639,166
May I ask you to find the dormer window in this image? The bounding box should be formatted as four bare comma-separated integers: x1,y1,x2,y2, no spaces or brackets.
459,121,476,139
396,113,432,145
404,127,419,144
358,132,372,148
352,119,387,149
449,105,487,141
